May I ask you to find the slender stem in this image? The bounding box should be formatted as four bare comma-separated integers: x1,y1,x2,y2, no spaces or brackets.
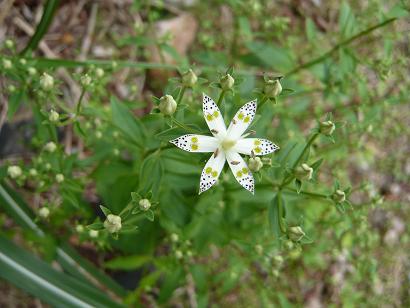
171,117,200,134
177,86,186,105
283,187,329,200
76,88,86,115
258,95,268,109
217,90,225,106
277,191,286,233
285,18,397,76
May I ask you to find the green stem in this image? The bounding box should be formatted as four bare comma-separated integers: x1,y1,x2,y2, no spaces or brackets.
277,191,286,233
258,96,268,109
177,86,186,105
76,88,86,115
171,117,200,134
217,90,225,106
283,187,329,200
285,18,397,76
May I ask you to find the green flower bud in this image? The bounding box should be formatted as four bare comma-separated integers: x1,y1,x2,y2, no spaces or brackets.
175,250,183,259
89,230,99,238
104,214,122,233
272,255,284,266
264,79,282,98
56,174,65,183
288,226,305,242
170,233,179,242
44,141,57,153
40,73,54,90
95,68,104,78
2,59,12,69
181,69,198,87
332,189,346,203
220,74,235,90
254,244,263,255
27,67,37,76
29,168,38,177
80,74,92,86
248,157,263,172
294,163,313,181
95,131,103,139
76,224,84,233
8,85,16,93
139,198,151,211
5,39,14,49
7,165,22,179
45,163,52,170
48,110,59,122
38,206,50,218
19,58,27,66
319,120,335,136
159,95,177,116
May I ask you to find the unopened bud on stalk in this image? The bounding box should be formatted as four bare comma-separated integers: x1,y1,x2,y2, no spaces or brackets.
49,110,59,122
288,226,305,242
7,165,22,179
76,225,84,233
55,174,65,183
181,69,197,87
5,39,14,49
44,142,57,153
19,58,27,66
175,250,183,259
95,68,104,78
27,67,37,76
104,214,122,233
40,73,54,90
220,74,235,90
294,163,313,181
248,157,263,172
139,199,151,211
8,85,16,93
2,59,12,69
89,230,99,238
95,131,103,139
264,79,282,98
332,189,346,203
272,255,284,266
29,168,38,177
159,95,177,116
254,244,263,255
170,233,179,242
80,74,92,86
38,206,50,218
319,120,336,136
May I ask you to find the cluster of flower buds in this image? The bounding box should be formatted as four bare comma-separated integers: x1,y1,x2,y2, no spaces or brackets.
104,214,122,233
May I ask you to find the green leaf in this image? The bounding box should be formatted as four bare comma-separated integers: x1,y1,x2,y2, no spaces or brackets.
99,205,111,217
111,96,145,147
0,236,125,308
268,195,282,242
144,209,155,222
139,153,164,195
305,18,317,42
295,179,302,193
21,0,60,55
105,255,150,270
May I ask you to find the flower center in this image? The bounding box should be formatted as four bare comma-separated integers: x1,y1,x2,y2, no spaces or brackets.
221,138,236,151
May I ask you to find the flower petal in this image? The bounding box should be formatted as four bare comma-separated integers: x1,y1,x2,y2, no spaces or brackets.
233,138,279,156
226,100,257,140
199,150,226,194
203,94,227,137
170,134,219,153
226,151,254,194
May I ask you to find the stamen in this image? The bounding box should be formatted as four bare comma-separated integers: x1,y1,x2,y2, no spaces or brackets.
211,129,219,134
230,161,240,165
213,148,219,158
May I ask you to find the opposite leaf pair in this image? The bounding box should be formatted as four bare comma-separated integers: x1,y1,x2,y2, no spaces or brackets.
170,94,279,194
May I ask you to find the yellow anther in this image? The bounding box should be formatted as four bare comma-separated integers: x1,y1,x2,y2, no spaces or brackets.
211,171,218,177
191,144,198,150
254,147,261,153
242,168,248,174
244,116,250,123
206,114,213,121
238,112,244,120
236,171,243,178
213,111,219,117
191,136,198,143
254,140,261,145
205,167,212,174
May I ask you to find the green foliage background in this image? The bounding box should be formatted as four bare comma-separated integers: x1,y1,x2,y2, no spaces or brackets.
0,0,409,306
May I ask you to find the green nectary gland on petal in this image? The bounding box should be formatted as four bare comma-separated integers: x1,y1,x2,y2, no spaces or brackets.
221,139,237,151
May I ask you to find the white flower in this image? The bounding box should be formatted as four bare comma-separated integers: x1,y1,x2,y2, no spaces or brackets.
8,165,22,179
44,141,57,152
89,230,99,238
170,94,279,194
38,207,50,218
55,173,64,183
48,110,59,122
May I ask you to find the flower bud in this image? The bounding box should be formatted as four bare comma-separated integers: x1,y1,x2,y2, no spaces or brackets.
8,85,16,93
319,120,335,136
159,95,177,116
104,214,122,233
89,230,99,238
248,157,263,172
181,69,198,87
44,141,57,153
45,163,52,170
95,68,104,78
294,163,313,181
40,73,54,90
220,74,235,90
272,255,284,266
5,39,14,49
288,226,305,242
254,244,263,255
113,148,120,156
38,206,50,218
2,59,12,69
7,165,22,179
19,58,27,66
48,110,59,122
95,131,102,139
76,224,84,233
55,174,65,183
29,168,38,177
175,250,183,259
80,74,92,86
264,79,282,98
170,233,179,242
332,189,346,203
27,67,37,76
139,198,151,211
